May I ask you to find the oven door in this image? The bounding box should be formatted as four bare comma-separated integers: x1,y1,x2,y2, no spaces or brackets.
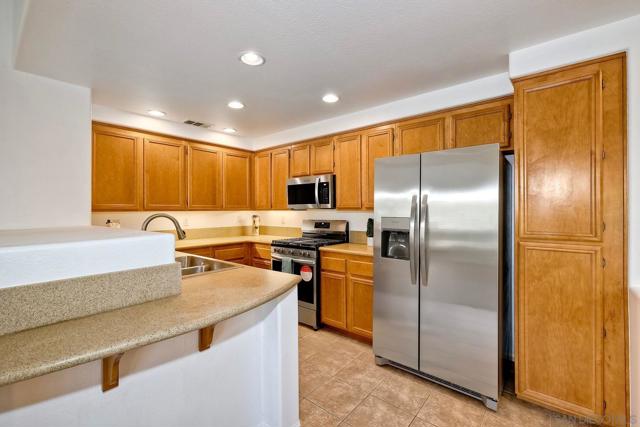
272,255,317,309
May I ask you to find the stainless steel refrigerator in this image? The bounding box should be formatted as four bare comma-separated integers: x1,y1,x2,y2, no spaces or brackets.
373,143,502,410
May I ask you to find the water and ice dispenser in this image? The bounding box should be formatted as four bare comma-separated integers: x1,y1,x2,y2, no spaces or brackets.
380,217,410,261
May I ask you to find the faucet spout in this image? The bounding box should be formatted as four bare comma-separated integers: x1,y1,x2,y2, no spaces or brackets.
141,213,187,240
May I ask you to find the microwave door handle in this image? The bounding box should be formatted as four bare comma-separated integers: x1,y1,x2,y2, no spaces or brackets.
420,193,429,287
314,177,320,206
409,194,418,285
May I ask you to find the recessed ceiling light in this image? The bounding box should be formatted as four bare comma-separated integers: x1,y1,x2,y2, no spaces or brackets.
147,110,166,117
322,93,339,103
228,100,245,109
223,127,237,134
239,51,265,66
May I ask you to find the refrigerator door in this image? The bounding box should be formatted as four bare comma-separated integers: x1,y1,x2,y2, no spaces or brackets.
373,154,420,370
419,144,501,400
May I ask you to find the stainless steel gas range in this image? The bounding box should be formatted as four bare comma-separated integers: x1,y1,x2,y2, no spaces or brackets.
271,219,349,329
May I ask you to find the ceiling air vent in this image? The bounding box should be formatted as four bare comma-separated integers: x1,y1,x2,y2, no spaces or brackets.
183,120,212,128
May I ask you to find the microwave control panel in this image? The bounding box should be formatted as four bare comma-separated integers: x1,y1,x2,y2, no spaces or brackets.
318,182,330,204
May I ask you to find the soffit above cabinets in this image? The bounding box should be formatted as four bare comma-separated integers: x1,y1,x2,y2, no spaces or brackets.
14,0,640,138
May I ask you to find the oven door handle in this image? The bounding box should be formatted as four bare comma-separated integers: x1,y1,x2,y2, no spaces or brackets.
271,255,316,266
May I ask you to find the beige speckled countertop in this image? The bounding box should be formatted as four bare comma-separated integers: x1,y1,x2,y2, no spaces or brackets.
319,243,373,257
175,235,288,250
0,257,300,387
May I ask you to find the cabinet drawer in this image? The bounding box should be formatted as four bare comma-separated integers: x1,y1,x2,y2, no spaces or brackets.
213,245,246,261
252,258,272,270
181,246,212,257
252,244,272,260
348,260,373,277
321,256,346,273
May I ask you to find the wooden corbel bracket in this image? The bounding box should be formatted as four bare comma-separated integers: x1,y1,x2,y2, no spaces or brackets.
199,325,215,351
102,353,124,392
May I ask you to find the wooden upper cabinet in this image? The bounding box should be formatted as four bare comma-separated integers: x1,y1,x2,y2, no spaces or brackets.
310,138,334,174
254,151,272,209
395,117,445,155
517,242,603,418
335,133,362,209
516,65,602,242
290,144,310,177
271,148,290,210
361,126,394,210
450,100,511,150
143,136,187,210
92,125,143,211
188,143,222,210
223,151,252,209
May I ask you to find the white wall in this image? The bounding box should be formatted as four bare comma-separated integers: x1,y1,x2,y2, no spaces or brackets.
92,104,253,150
91,209,373,232
508,14,640,420
252,72,513,150
0,0,91,229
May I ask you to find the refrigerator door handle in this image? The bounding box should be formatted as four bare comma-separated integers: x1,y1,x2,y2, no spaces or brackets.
409,194,418,285
420,193,429,287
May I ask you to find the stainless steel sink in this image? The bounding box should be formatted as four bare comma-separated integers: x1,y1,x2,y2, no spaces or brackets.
175,255,239,277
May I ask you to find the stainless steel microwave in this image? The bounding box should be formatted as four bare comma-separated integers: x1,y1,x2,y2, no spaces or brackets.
287,174,335,209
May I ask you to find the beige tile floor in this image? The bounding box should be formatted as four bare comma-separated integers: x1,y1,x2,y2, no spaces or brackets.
298,325,593,427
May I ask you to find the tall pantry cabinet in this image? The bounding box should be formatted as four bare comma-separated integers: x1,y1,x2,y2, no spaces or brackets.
514,53,626,425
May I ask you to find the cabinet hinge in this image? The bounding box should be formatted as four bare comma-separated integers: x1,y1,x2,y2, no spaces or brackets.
601,258,607,268
603,400,607,411
602,79,606,89
603,327,607,338
602,222,606,232
602,150,606,160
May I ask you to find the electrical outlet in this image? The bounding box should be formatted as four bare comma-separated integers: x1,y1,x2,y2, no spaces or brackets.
183,217,189,227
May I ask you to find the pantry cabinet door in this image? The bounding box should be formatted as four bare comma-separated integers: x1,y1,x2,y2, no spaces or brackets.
335,133,362,209
395,117,445,155
254,151,272,209
188,143,222,210
143,136,187,210
271,148,290,210
361,126,394,209
223,151,252,209
92,125,143,211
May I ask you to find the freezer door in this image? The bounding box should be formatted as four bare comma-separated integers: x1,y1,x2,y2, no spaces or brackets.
419,144,501,399
373,154,420,370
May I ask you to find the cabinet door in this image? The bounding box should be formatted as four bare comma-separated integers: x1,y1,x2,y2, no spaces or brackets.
395,117,445,155
223,151,252,209
517,243,603,418
181,246,212,257
310,138,334,174
271,148,290,210
361,126,394,209
450,102,511,149
518,67,603,242
335,133,362,209
92,125,143,211
213,244,249,264
321,271,347,329
143,136,187,210
252,258,272,270
188,143,222,210
254,152,272,209
348,276,373,339
290,144,310,177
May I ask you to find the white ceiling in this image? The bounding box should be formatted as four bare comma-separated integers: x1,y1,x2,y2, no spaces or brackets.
14,0,640,137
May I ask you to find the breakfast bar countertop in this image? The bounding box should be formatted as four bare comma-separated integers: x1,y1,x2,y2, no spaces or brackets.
0,258,300,387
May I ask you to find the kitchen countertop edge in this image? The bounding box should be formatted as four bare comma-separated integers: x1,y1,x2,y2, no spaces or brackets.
319,243,373,257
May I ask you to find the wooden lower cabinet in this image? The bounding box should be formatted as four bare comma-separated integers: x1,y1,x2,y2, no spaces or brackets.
251,243,272,270
320,250,373,339
180,242,271,268
180,246,212,257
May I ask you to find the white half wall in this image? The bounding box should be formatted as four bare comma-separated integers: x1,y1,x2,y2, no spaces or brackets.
509,13,640,420
0,0,91,229
92,104,253,150
252,72,514,150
